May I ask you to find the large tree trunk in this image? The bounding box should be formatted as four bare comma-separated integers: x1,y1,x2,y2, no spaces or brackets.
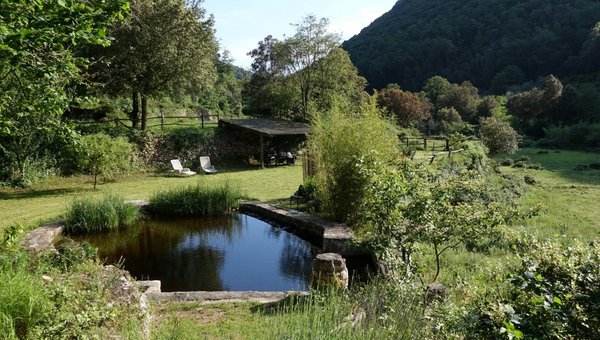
141,95,148,130
130,91,140,128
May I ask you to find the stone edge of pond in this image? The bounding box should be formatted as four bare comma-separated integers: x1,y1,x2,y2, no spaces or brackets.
144,291,310,304
239,200,368,257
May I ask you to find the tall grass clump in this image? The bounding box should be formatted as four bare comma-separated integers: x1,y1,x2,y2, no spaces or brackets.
0,270,52,339
310,97,400,223
264,280,425,339
64,194,140,234
149,182,241,217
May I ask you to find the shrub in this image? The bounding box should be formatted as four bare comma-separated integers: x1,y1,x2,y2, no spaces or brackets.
149,182,241,217
471,241,600,339
480,116,521,155
527,162,544,170
64,194,140,234
78,133,136,189
499,158,514,167
513,161,526,168
524,175,536,185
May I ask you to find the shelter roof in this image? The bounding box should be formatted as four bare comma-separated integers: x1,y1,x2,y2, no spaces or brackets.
219,118,311,137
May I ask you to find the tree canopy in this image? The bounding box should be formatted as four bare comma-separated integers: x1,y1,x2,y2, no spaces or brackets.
97,0,218,129
0,0,128,183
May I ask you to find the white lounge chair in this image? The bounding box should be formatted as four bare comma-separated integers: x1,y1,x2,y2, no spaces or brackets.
170,159,196,176
199,156,217,174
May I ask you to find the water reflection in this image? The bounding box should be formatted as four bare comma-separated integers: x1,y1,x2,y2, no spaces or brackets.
73,214,315,292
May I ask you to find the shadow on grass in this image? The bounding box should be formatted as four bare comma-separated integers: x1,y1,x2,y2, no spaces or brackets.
250,294,314,316
508,148,600,185
0,188,93,200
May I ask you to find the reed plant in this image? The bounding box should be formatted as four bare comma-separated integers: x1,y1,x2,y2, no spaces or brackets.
149,182,241,217
64,194,140,234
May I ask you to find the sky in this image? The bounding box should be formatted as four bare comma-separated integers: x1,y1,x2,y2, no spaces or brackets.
203,0,398,69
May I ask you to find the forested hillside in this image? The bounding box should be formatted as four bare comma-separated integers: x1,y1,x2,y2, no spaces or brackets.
343,0,600,92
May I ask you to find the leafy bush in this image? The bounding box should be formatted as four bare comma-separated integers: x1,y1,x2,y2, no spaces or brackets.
44,238,98,271
539,123,600,149
355,154,523,282
310,99,400,223
526,162,544,170
524,175,536,185
499,158,514,166
149,182,241,217
64,194,140,234
77,133,136,189
468,241,600,339
513,161,526,168
479,116,521,155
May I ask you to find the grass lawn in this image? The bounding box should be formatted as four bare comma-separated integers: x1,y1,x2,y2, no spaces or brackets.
0,164,302,232
504,147,600,241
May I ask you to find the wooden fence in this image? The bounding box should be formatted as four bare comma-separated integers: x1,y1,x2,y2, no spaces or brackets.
76,113,222,130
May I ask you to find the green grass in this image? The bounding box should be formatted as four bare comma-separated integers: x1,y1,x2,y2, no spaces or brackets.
64,194,140,234
501,147,600,240
149,182,242,217
152,281,425,339
0,164,302,232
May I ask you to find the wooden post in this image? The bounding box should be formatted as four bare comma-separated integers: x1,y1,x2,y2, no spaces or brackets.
160,112,164,130
201,113,204,128
424,138,428,150
446,138,450,151
260,134,265,169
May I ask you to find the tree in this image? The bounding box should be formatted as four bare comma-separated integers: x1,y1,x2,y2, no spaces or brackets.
480,116,521,154
80,134,134,189
507,75,564,136
99,0,218,129
0,0,127,184
423,76,451,103
377,88,431,127
436,81,480,123
276,15,341,119
244,17,367,121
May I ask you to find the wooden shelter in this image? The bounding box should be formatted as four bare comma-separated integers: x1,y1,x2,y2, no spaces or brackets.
219,118,311,168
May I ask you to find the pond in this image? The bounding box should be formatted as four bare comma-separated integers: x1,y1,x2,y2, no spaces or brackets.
73,213,316,292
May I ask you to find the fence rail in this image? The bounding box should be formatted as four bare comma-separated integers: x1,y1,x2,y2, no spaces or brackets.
75,114,222,130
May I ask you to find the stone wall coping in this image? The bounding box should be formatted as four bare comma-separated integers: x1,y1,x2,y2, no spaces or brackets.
146,291,309,304
239,200,367,256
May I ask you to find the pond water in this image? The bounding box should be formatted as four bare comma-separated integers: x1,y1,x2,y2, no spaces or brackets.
73,214,316,292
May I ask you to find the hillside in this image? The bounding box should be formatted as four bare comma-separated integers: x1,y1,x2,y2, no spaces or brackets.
342,0,600,92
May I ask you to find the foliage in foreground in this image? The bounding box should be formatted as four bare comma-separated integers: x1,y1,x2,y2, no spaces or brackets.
64,194,140,234
0,227,142,339
260,279,426,339
149,182,242,217
440,239,600,339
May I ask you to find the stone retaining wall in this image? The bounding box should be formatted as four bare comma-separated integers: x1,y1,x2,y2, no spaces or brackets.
240,201,368,256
